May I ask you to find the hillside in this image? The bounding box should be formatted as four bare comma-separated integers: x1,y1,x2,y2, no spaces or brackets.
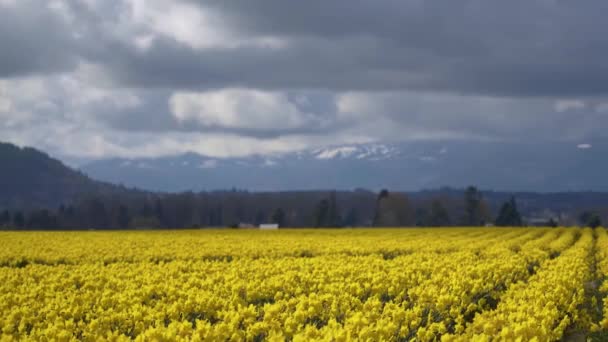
0,142,139,209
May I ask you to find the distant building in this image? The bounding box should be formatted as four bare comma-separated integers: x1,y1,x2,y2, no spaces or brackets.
524,209,568,226
238,223,255,229
259,224,279,230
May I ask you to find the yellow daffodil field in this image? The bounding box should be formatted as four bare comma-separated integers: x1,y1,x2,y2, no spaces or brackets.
1,228,608,341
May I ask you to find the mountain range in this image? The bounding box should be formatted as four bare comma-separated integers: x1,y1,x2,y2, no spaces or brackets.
80,140,606,193
2,140,608,223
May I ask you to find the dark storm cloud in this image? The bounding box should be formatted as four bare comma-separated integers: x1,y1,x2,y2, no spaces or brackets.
98,36,408,90
0,2,79,77
112,0,608,97
3,0,608,97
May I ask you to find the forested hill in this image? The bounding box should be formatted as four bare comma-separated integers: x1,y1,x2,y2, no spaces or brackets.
0,142,141,209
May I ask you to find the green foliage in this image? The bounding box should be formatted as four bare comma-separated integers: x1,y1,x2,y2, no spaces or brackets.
373,190,414,227
0,142,135,210
426,200,451,227
495,197,523,227
117,205,131,228
12,211,24,228
579,211,602,228
314,192,341,227
463,186,488,226
0,210,9,226
272,208,286,227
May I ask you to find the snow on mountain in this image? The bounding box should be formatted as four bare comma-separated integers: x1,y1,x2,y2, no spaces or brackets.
198,160,218,169
311,144,399,160
80,140,608,193
315,146,358,159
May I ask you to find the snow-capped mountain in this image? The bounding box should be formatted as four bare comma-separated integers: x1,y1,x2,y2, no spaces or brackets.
80,141,608,192
310,144,400,160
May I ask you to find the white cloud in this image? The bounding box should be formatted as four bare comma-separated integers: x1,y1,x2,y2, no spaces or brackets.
0,0,17,7
555,99,585,112
0,83,12,113
125,0,285,50
577,143,592,149
169,89,315,131
0,63,141,132
134,34,155,51
0,97,10,112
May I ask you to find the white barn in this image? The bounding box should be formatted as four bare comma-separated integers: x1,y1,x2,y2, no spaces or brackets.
259,224,279,230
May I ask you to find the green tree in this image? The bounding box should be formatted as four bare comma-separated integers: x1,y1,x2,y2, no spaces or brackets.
343,208,358,227
327,191,341,227
12,211,24,228
154,199,166,227
463,186,487,226
117,205,131,228
272,208,286,227
0,210,9,226
588,215,602,229
27,209,58,229
546,218,558,227
579,211,602,228
373,190,414,227
254,210,266,226
373,189,389,226
314,199,329,227
495,197,523,226
427,199,451,227
415,207,429,226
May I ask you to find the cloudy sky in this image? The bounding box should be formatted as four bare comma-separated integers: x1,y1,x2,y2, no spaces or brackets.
1,0,608,160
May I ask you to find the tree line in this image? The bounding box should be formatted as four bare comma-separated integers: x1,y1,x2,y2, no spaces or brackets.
0,186,602,230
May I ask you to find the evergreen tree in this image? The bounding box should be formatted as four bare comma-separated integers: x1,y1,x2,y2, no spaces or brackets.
546,218,558,227
464,186,482,226
373,190,414,227
314,199,329,227
495,197,523,226
254,210,266,226
343,208,358,227
579,211,602,228
272,208,286,227
415,208,429,227
327,191,341,227
373,189,389,226
12,211,24,228
427,200,451,226
0,210,9,226
154,199,165,226
141,202,153,218
588,215,602,229
80,198,109,229
117,205,131,228
27,209,58,229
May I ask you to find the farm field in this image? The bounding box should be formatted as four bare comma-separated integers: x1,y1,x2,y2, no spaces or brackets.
1,228,608,341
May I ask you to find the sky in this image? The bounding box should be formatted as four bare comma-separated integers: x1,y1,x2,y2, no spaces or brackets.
1,0,608,160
